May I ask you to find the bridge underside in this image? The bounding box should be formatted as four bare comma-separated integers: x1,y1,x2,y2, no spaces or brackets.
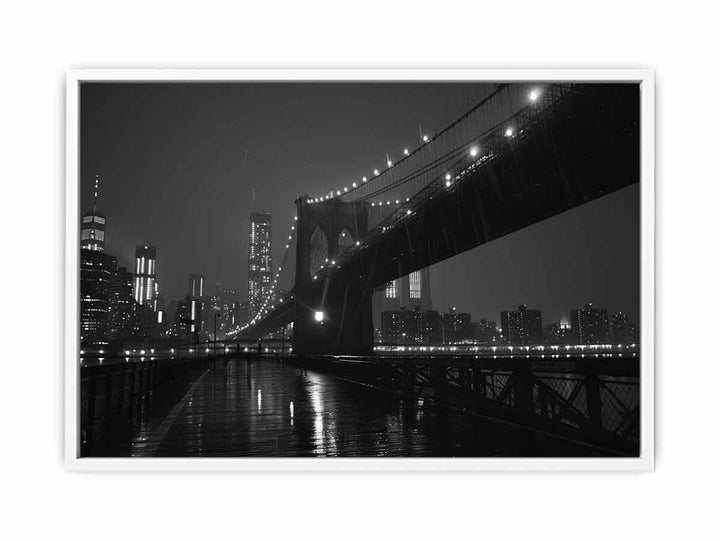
240,84,640,352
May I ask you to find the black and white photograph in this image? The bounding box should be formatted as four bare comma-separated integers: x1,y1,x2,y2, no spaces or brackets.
11,1,720,538
72,74,648,461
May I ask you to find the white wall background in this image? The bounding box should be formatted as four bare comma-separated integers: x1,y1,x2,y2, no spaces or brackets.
1,1,717,538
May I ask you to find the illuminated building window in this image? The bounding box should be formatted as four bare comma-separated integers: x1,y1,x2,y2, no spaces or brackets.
385,280,397,299
409,271,421,299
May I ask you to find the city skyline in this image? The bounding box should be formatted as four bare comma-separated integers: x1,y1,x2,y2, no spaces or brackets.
80,83,639,324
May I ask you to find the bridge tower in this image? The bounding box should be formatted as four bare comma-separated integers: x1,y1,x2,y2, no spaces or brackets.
294,196,373,355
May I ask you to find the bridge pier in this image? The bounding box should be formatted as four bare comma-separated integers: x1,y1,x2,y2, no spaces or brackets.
293,197,373,355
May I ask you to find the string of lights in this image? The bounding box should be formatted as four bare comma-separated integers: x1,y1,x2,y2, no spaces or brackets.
305,86,562,282
305,84,509,205
356,85,555,207
228,215,298,333
238,86,566,335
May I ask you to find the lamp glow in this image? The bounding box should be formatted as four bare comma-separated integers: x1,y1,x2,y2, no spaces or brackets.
314,311,324,323
470,146,479,157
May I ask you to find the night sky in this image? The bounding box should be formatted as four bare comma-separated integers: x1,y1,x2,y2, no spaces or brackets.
80,82,640,326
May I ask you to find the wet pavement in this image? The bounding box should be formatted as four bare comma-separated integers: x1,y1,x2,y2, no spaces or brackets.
74,358,613,458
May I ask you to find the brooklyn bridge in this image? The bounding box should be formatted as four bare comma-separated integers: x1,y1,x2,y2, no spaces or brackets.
80,82,640,458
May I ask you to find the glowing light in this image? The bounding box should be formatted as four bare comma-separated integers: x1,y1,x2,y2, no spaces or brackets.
355,241,360,246
403,148,409,155
294,216,298,220
505,127,514,137
352,182,357,188
387,160,392,167
470,146,479,157
362,176,367,182
371,202,375,206
330,260,336,265
314,311,324,323
374,169,380,176
423,135,429,142
406,210,411,215
529,89,540,101
445,173,452,181
343,187,348,192
336,190,340,196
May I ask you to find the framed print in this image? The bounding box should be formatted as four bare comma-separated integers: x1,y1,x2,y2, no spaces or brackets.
65,69,654,470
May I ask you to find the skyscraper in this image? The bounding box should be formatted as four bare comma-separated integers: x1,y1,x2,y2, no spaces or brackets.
80,174,106,251
248,212,273,317
500,304,544,345
133,245,157,306
80,249,117,346
107,265,134,342
570,303,610,344
189,274,205,299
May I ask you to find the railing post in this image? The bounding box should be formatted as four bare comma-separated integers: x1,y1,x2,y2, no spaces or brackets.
513,358,535,421
433,359,448,405
472,366,486,413
586,370,602,435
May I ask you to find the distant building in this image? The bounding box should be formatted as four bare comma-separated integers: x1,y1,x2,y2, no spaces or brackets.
80,249,117,346
381,306,442,344
373,268,432,337
107,266,134,342
209,282,240,339
473,319,502,344
500,304,543,345
189,274,205,299
545,323,573,345
175,295,203,342
133,245,157,306
611,312,637,344
234,300,250,329
80,174,106,252
248,212,273,318
441,307,473,343
570,303,610,344
544,314,572,344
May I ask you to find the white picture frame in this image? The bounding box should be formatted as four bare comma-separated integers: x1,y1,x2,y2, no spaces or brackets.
65,68,655,471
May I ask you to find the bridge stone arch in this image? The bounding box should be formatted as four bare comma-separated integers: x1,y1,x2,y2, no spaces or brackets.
337,226,355,254
309,225,329,276
294,197,372,355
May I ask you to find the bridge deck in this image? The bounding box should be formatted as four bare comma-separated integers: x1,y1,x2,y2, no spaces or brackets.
83,357,625,458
